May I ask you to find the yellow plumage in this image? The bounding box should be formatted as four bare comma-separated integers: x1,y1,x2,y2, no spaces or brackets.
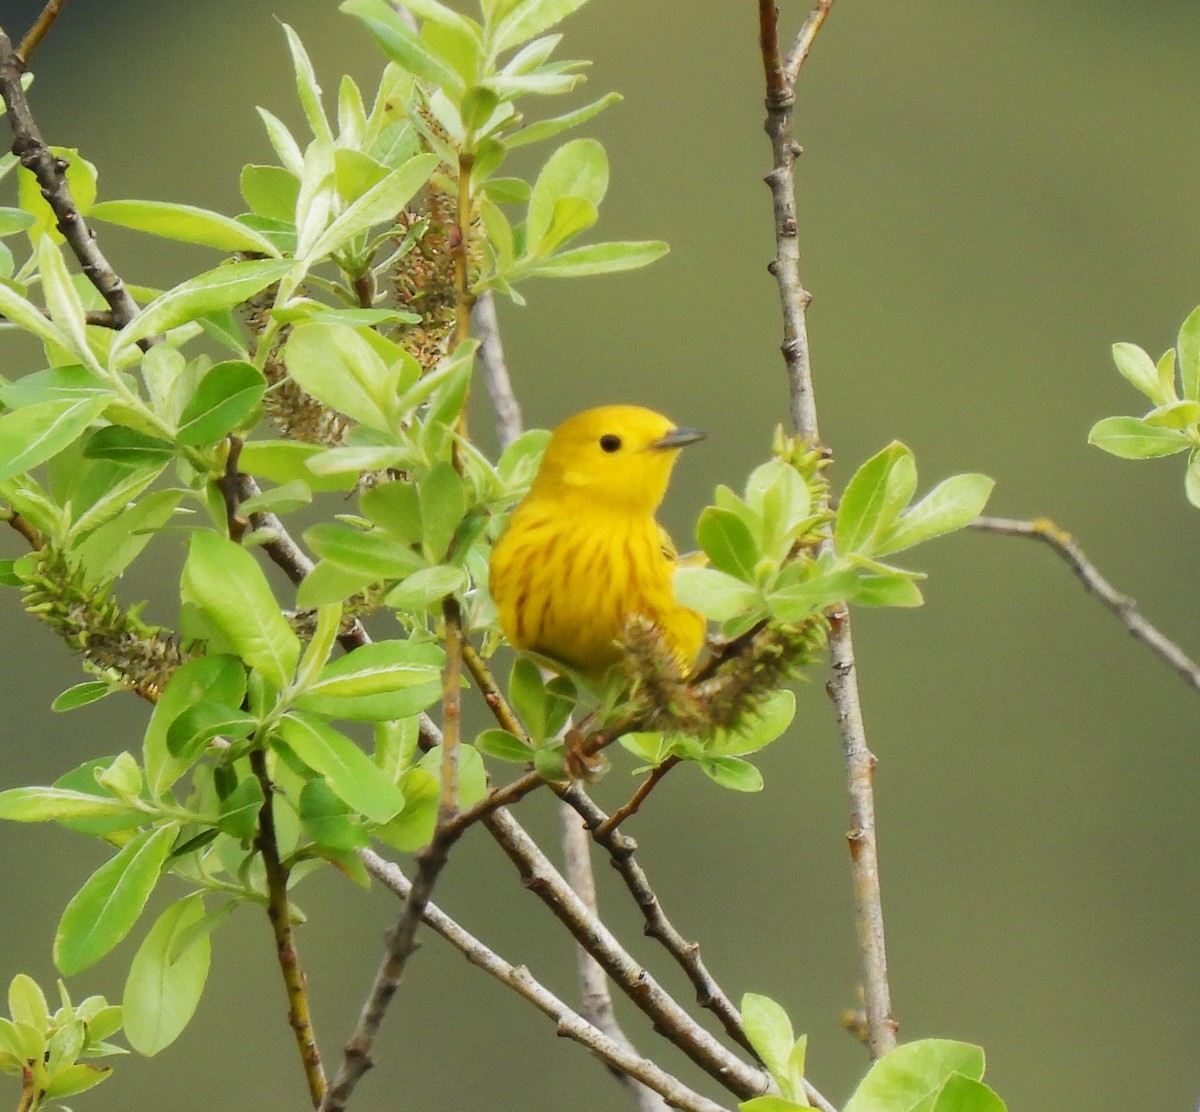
489,405,706,682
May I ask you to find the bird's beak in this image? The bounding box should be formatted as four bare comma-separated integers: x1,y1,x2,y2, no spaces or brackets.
651,427,707,451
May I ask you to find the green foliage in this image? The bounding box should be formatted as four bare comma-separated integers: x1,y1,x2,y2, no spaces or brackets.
1090,305,1200,505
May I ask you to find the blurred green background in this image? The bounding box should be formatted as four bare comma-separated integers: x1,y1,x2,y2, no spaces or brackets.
2,1,1200,1109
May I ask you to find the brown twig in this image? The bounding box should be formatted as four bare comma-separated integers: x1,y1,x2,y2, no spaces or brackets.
970,514,1200,691
0,24,141,329
14,0,69,67
483,806,772,1100
2,508,42,549
595,756,680,838
251,748,326,1106
358,850,733,1112
757,0,897,1061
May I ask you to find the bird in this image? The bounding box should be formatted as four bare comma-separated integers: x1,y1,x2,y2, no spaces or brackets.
488,405,707,683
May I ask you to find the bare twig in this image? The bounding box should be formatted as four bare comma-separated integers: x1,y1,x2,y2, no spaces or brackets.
757,0,897,1060
561,805,670,1112
971,514,1200,691
0,24,141,329
595,757,680,838
483,806,772,1100
359,850,733,1112
2,508,42,549
473,290,523,449
14,0,69,67
250,749,326,1106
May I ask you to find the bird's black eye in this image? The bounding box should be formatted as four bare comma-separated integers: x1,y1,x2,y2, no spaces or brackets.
599,434,622,453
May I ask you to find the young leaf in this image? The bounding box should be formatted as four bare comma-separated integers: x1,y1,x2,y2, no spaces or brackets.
294,640,444,721
342,0,466,96
842,1040,986,1112
768,568,859,622
37,236,92,365
122,894,211,1056
54,825,177,976
698,756,763,793
475,728,533,762
741,994,796,1084
182,532,300,690
506,92,622,149
1111,341,1164,403
1186,450,1200,509
930,1074,1006,1112
304,522,425,579
491,0,590,53
1178,304,1200,403
175,361,267,445
277,714,406,822
419,461,467,561
875,474,994,556
0,787,140,823
383,564,467,610
299,779,369,850
117,258,292,349
282,23,333,144
0,396,109,482
835,442,917,558
89,199,281,256
51,681,114,713
0,271,73,352
526,138,608,252
854,573,924,608
697,506,759,582
42,1063,112,1099
216,774,265,841
284,321,396,432
1087,416,1191,459
673,566,761,622
18,147,97,244
305,153,438,261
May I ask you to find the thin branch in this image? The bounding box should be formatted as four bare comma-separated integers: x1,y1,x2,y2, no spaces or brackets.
0,24,141,328
2,508,42,549
250,749,326,1107
472,290,522,449
971,514,1200,691
359,850,733,1112
595,757,679,839
561,805,671,1112
757,0,897,1060
14,0,69,67
482,806,772,1100
784,0,835,86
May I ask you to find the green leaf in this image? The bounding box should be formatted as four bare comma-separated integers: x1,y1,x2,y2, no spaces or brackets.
89,199,280,256
741,993,796,1086
239,440,357,492
0,271,72,352
240,165,300,222
843,1040,986,1112
835,442,916,558
1156,348,1178,404
673,566,761,622
144,655,246,798
1178,305,1200,402
8,975,48,1030
508,658,548,741
526,139,608,253
1186,450,1200,509
277,714,406,822
55,825,177,975
295,640,444,721
375,745,485,850
384,564,467,610
855,572,924,608
166,701,257,758
282,23,333,143
1086,416,1191,459
175,361,266,445
738,1098,810,1112
768,568,859,622
492,0,590,53
118,258,292,349
0,396,108,482
930,1074,1005,1112
876,474,994,556
299,779,369,850
42,1063,112,1099
342,0,466,95
182,532,300,690
506,92,621,149
476,728,532,762
1111,341,1163,403
1142,399,1200,430
51,681,114,712
82,426,174,466
361,480,422,543
419,461,466,560
305,153,438,261
697,507,758,581
0,786,141,823
706,690,795,757
37,236,91,364
74,486,181,586
238,479,312,516
699,756,763,792
526,238,672,278
122,895,211,1056
284,321,396,432
216,774,265,841
304,522,424,579
0,365,108,409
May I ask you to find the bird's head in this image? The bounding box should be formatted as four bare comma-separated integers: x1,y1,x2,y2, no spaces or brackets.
531,405,706,515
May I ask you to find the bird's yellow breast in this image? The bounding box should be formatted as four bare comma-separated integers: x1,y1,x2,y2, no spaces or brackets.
489,498,704,681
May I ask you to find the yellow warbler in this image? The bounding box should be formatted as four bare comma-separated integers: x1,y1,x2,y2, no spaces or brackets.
489,405,707,682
